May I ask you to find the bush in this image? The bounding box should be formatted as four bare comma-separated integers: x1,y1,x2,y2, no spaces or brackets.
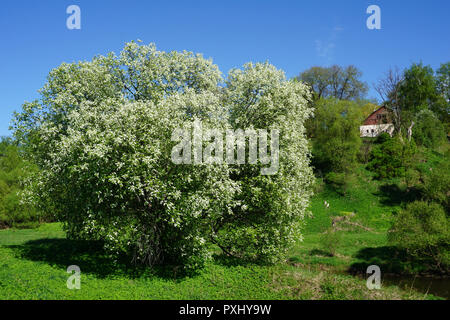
13,42,315,270
388,201,450,271
375,132,391,144
421,160,450,212
367,136,416,180
319,228,342,257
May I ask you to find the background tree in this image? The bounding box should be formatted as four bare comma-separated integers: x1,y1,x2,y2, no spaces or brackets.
304,96,365,194
297,66,331,100
297,65,368,101
0,138,41,228
398,63,441,129
435,62,450,132
360,101,380,119
374,66,404,133
375,63,449,138
436,62,450,103
309,98,363,174
412,109,446,148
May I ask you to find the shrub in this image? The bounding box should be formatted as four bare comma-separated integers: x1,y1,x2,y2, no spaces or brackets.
367,136,416,180
319,228,342,257
13,42,315,270
375,132,391,144
421,160,450,212
388,201,450,271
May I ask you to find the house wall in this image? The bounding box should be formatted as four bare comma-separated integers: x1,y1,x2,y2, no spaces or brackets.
360,124,394,138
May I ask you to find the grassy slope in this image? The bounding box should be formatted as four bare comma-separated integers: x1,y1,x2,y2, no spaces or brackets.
0,147,446,300
296,146,448,267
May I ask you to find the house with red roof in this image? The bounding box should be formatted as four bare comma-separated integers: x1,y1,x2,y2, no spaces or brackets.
360,106,394,137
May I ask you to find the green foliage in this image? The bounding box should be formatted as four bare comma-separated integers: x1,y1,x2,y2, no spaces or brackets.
377,62,449,135
421,159,450,212
398,63,439,114
306,166,393,233
412,109,446,148
434,62,450,126
398,62,449,130
0,138,42,228
360,102,380,119
12,42,314,271
436,62,450,103
367,136,416,180
358,131,390,165
375,132,391,144
388,201,449,271
309,98,363,173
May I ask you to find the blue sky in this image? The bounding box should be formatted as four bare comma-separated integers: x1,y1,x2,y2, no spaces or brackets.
0,0,449,136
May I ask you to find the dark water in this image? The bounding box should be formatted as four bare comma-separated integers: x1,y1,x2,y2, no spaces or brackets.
381,274,449,299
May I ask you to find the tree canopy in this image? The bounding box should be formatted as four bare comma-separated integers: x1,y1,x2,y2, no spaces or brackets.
297,65,368,101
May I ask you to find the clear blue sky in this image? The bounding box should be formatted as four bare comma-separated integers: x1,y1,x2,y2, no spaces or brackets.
1,0,449,137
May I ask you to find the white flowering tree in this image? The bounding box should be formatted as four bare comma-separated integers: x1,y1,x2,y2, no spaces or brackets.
13,42,314,270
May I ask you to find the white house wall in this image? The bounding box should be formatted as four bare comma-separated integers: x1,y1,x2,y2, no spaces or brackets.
360,124,394,137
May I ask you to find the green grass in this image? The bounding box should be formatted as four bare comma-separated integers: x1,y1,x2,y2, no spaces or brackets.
0,221,443,300
0,223,434,300
303,147,448,274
